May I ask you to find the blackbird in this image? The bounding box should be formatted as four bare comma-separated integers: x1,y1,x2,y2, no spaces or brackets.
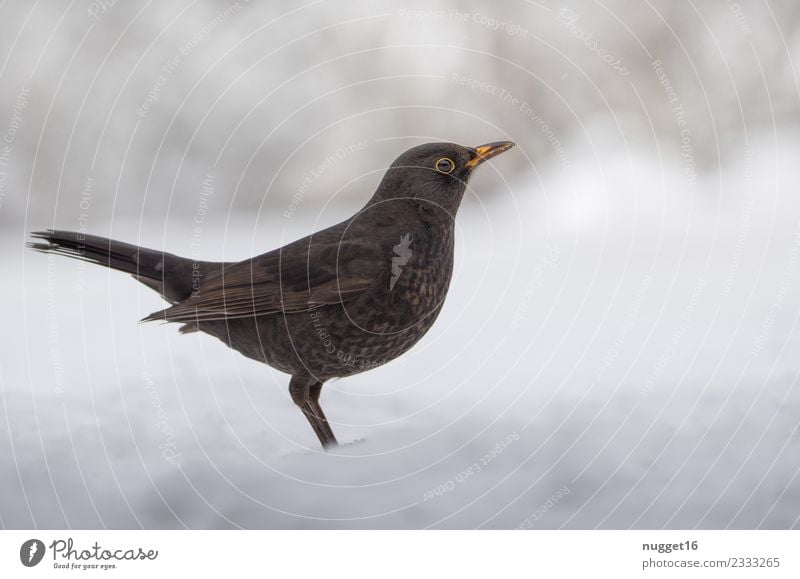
30,140,515,449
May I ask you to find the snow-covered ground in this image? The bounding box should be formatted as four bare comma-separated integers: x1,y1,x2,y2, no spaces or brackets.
2,137,800,529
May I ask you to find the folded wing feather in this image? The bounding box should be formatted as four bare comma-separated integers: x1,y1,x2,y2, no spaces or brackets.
141,237,385,324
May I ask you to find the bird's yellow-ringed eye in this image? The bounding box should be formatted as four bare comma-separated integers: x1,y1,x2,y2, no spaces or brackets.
435,157,455,174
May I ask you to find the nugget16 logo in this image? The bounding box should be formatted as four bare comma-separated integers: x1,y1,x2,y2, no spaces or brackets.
20,539,46,567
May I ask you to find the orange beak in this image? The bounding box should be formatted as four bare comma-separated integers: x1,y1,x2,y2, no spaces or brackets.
465,141,515,169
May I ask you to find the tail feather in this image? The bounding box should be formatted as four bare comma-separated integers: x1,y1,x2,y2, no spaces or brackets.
29,229,162,278
28,229,223,305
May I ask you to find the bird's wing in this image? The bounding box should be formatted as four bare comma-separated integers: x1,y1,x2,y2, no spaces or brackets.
141,237,387,323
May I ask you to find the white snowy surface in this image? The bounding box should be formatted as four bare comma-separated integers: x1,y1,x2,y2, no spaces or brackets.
3,140,800,529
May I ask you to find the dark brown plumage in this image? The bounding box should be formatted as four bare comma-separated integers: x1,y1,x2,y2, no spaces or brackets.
29,141,514,449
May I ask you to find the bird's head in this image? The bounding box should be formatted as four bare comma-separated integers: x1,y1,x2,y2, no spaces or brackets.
369,141,515,221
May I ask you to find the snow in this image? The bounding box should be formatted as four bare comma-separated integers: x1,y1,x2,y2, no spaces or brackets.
2,136,800,529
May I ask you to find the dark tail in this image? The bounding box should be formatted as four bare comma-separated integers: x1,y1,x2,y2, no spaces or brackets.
28,229,224,304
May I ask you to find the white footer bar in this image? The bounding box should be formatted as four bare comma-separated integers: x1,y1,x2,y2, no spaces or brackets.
1,530,797,578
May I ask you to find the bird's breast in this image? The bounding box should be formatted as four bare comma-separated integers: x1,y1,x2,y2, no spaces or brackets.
347,227,455,333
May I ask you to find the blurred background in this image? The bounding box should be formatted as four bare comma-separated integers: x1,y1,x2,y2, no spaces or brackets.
1,1,799,529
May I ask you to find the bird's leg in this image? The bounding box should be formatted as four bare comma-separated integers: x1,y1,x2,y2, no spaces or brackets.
289,375,338,449
289,375,328,446
308,381,338,447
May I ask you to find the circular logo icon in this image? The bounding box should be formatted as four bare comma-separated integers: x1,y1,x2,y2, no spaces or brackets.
20,539,45,567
